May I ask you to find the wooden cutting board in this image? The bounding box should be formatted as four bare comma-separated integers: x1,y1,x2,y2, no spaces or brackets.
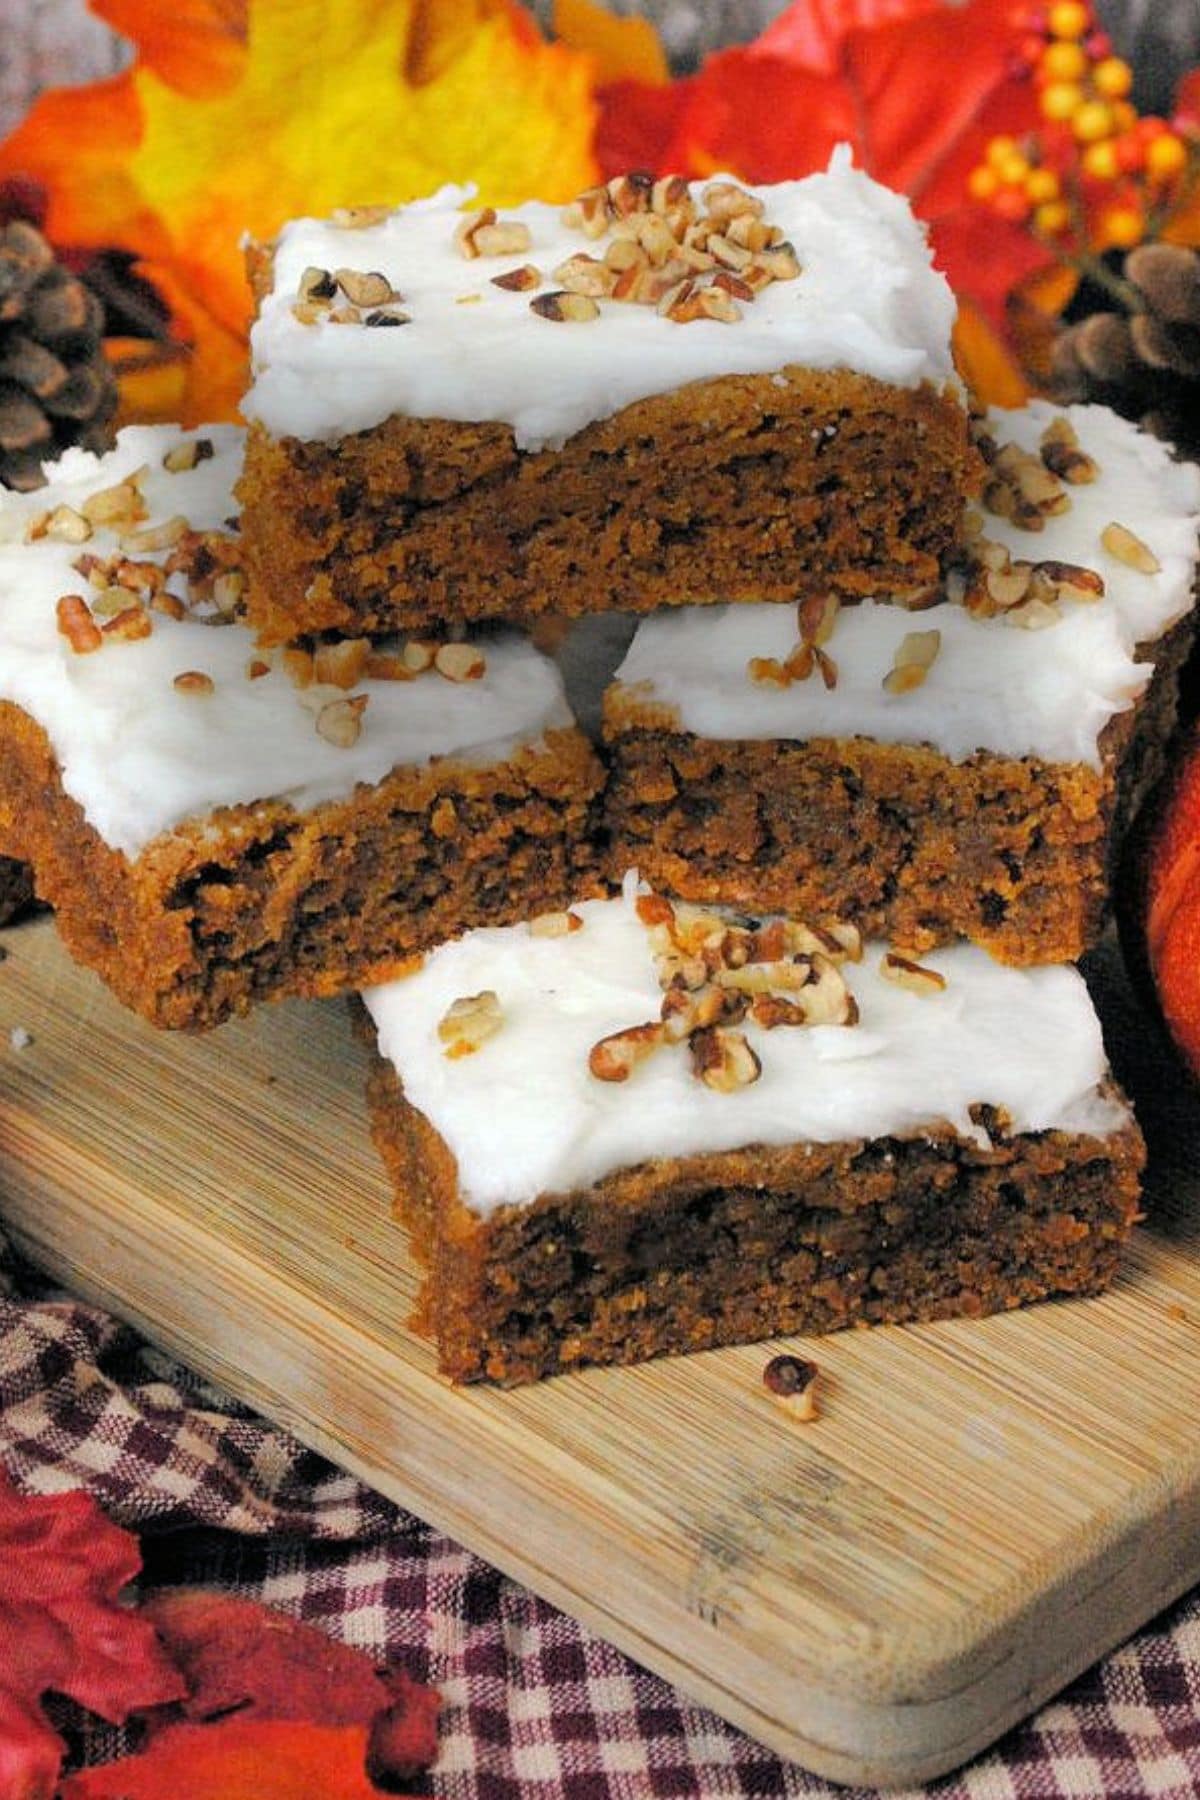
3,913,1200,1787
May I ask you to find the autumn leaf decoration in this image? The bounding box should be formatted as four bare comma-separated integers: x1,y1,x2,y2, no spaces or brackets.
0,1467,184,1800
0,1467,441,1800
56,1592,442,1799
137,1589,440,1781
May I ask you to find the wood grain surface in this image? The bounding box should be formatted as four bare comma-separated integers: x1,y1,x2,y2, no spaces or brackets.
1,914,1199,1785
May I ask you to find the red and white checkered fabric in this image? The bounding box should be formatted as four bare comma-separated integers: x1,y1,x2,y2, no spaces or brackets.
5,1224,1200,1799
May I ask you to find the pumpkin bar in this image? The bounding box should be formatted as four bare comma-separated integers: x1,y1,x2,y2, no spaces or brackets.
602,402,1200,966
361,877,1144,1385
0,427,602,1029
237,151,970,643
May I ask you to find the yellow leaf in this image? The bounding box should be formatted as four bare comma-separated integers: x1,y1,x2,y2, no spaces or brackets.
553,0,669,87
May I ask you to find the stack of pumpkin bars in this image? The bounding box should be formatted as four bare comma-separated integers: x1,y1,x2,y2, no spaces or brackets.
1,154,1198,1383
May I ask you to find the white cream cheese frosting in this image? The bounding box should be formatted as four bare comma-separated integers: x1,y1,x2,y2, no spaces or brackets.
0,427,575,859
363,877,1129,1216
610,402,1200,769
244,148,959,453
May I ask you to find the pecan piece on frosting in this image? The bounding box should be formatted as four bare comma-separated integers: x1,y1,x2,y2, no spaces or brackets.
690,1025,761,1093
1101,521,1160,574
589,1021,664,1082
880,950,947,996
438,990,503,1059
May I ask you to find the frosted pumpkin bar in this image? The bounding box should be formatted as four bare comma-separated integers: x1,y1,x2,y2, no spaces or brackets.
603,402,1200,966
361,877,1143,1385
0,427,602,1029
237,150,970,642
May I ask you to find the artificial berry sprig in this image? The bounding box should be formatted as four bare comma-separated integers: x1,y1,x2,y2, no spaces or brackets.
967,0,1198,274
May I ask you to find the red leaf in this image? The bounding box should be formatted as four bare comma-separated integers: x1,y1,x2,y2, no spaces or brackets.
596,49,849,183
594,0,1042,330
751,0,941,75
141,1590,439,1783
57,1719,390,1800
840,0,1030,200
594,75,689,176
0,1470,184,1800
929,203,1053,330
662,55,852,184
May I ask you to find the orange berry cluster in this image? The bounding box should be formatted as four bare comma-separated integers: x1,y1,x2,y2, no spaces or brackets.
967,0,1195,251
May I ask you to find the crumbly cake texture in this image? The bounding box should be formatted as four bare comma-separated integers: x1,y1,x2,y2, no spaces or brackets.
362,880,1142,1383
237,156,970,641
603,403,1200,965
0,427,603,1028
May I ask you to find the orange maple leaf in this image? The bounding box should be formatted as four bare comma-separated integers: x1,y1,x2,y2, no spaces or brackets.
58,1718,392,1799
553,0,669,87
0,0,599,424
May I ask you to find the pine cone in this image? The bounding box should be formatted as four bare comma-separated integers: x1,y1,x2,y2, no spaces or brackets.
1050,244,1200,458
0,220,118,491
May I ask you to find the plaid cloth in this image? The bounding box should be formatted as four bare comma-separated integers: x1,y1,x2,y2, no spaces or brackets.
5,1226,1200,1799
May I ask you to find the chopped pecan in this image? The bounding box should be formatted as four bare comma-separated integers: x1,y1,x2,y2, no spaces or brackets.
162,437,214,473
434,642,486,682
473,221,532,258
797,594,840,649
298,266,337,302
315,693,368,747
530,289,600,323
751,242,801,281
1039,417,1098,484
562,185,610,239
883,628,941,694
453,206,497,259
491,264,542,292
635,893,676,929
329,204,390,229
81,478,146,528
690,1026,761,1092
1102,521,1160,574
55,593,101,653
747,655,790,688
880,950,947,995
606,172,654,217
362,649,413,681
438,990,503,1058
119,515,189,555
31,504,91,544
528,909,584,939
589,1021,664,1082
762,1353,819,1420
702,181,763,224
552,253,616,298
333,268,396,309
101,604,152,642
313,637,371,690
